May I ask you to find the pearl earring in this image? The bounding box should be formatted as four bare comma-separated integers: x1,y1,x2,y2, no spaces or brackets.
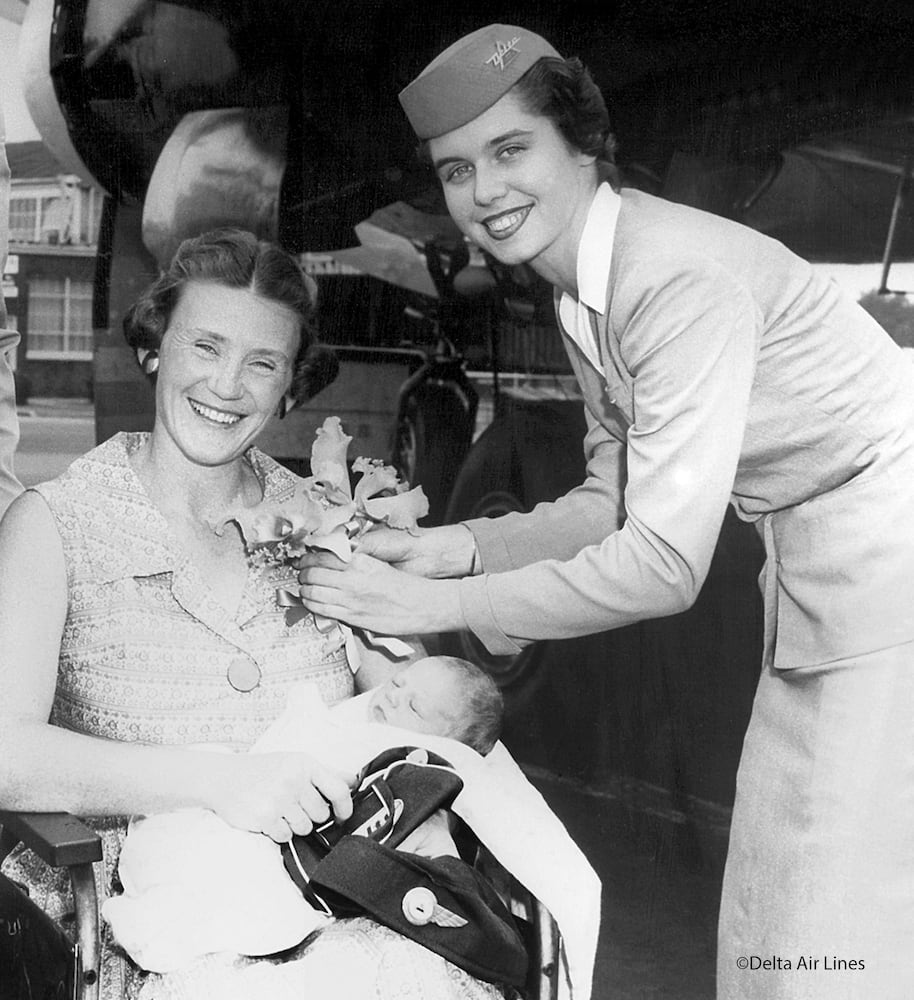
143,351,159,375
137,348,159,375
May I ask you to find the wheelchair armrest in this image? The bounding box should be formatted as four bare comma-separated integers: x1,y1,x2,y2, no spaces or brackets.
0,812,104,1000
0,811,102,868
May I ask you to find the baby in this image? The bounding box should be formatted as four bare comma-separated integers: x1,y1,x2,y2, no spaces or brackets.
104,656,504,973
363,654,503,753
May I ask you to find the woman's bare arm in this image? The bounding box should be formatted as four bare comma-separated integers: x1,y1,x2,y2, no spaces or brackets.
0,491,352,841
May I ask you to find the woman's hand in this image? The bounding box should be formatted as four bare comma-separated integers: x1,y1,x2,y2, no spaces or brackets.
343,523,478,579
207,752,355,843
297,551,464,635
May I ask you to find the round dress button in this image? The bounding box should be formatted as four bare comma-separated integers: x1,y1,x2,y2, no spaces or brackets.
401,886,437,926
226,656,261,692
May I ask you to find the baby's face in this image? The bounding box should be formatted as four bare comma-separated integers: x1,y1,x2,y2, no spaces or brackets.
367,658,467,739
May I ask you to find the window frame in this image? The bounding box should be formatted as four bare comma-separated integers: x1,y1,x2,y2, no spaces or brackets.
25,274,94,361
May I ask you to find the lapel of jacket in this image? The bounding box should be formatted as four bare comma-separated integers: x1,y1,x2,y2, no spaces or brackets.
587,308,633,425
557,319,632,439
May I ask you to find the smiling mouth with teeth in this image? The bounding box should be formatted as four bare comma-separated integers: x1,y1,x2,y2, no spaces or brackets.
189,399,243,425
484,206,532,239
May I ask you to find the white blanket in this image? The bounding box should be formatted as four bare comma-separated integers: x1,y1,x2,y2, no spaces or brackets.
104,684,601,1000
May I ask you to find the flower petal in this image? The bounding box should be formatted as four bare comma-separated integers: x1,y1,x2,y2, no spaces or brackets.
308,525,353,562
353,459,402,503
317,501,358,535
311,417,352,497
361,486,429,532
218,494,327,547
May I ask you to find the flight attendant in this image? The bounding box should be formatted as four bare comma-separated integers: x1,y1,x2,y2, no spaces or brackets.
299,24,914,998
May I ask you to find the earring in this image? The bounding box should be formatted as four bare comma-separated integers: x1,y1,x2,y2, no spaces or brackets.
276,394,295,420
137,348,159,375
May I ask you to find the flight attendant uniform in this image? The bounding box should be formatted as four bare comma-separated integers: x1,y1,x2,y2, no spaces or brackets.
458,184,914,999
398,23,914,998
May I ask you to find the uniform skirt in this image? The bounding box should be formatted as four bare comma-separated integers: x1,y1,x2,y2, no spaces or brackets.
717,640,914,999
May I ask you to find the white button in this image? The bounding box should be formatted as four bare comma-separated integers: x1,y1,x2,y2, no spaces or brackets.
227,656,261,692
402,886,437,925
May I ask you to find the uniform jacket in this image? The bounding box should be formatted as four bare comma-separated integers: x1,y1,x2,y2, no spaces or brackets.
460,188,914,665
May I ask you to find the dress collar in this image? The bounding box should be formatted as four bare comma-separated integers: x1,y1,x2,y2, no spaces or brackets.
571,182,621,315
66,432,299,584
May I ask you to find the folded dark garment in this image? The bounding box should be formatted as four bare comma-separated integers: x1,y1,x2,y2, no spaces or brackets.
309,836,528,988
280,746,528,987
282,746,464,904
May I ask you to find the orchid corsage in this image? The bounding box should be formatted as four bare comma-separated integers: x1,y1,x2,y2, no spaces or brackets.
216,416,429,670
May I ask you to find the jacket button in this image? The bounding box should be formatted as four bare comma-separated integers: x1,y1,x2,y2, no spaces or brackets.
402,886,437,925
227,656,261,692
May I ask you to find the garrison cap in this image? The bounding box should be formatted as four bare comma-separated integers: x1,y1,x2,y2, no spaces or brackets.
399,24,561,140
310,837,529,988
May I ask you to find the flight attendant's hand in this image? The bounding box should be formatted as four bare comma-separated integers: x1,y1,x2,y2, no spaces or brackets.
297,551,464,636
334,523,478,579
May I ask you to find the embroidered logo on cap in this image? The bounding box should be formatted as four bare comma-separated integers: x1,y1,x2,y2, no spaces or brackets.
485,36,521,72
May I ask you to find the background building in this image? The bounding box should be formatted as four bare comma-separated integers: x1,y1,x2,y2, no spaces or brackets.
3,140,104,400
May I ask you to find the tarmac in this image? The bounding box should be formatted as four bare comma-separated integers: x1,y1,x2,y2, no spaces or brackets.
530,770,722,999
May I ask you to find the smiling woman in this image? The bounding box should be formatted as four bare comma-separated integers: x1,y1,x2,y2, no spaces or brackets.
145,283,299,467
119,231,338,615
0,229,504,999
429,95,595,278
295,23,914,1000
124,228,336,420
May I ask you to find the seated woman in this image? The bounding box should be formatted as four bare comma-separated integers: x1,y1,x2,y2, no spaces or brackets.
0,229,503,1000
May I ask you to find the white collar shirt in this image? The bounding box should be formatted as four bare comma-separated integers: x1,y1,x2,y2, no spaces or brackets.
557,182,621,374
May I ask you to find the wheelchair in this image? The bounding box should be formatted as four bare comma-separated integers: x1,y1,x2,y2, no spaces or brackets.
1,810,560,1000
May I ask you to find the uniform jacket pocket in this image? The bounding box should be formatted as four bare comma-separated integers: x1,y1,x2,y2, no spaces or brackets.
763,467,914,669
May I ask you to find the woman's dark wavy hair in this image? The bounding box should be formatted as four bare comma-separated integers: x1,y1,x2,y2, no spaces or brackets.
123,228,338,405
514,56,618,171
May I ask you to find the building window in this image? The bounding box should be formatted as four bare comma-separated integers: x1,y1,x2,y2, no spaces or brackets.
8,184,103,245
78,187,104,245
8,196,58,243
26,276,93,360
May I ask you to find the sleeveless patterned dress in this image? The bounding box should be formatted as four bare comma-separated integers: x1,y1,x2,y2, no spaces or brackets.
3,433,500,1000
